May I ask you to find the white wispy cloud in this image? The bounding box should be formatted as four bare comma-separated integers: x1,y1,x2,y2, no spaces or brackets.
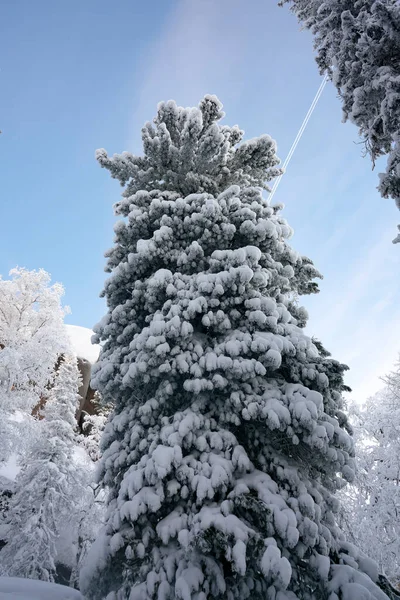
304,226,400,402
127,0,251,150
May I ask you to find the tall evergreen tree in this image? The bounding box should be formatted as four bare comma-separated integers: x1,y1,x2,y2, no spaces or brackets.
280,0,400,243
81,96,389,599
0,355,82,582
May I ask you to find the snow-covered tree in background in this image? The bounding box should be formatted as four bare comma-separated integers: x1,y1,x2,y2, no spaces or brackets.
81,96,391,600
0,267,69,415
69,483,107,590
280,0,400,243
340,358,400,585
0,355,82,582
0,268,70,464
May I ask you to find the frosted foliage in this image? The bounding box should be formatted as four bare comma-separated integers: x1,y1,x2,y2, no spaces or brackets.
79,411,109,462
81,96,386,599
0,268,70,415
340,358,400,585
0,356,82,582
280,0,400,243
44,354,82,436
95,95,282,201
79,413,108,461
69,485,107,590
78,392,111,462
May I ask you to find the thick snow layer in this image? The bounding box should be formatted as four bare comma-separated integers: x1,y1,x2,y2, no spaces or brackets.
0,577,82,599
66,325,100,364
0,455,20,483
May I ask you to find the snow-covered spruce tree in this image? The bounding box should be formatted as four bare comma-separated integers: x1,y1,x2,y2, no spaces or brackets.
81,96,389,600
0,355,82,582
280,0,400,243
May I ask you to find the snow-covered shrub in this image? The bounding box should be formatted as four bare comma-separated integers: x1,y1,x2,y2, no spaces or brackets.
78,393,111,462
69,483,106,590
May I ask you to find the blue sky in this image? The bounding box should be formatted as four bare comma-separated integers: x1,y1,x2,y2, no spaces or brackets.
1,0,399,402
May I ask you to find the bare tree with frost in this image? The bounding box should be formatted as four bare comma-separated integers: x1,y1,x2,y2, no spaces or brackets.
280,0,400,243
0,267,70,461
0,267,70,407
81,96,392,600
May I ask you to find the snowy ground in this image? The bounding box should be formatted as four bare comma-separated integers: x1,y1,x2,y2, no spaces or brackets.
0,577,82,599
